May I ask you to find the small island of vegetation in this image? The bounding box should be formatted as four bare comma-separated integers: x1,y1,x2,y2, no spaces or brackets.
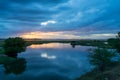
0,37,27,75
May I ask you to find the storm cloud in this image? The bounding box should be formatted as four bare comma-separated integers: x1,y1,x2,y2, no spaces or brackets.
0,0,120,39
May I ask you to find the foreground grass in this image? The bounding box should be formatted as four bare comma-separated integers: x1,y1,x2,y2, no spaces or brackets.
76,62,120,80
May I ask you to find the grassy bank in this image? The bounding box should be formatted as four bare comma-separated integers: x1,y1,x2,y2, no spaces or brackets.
76,62,120,80
70,40,109,48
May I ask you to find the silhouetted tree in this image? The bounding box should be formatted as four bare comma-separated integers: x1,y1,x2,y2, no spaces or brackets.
115,32,120,53
107,38,118,48
70,41,76,48
3,37,26,57
107,32,120,53
89,48,116,71
116,32,120,39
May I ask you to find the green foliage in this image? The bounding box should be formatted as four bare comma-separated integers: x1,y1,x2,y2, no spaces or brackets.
107,32,120,53
115,32,120,53
115,43,120,53
107,38,119,47
3,37,26,57
0,48,4,54
89,48,116,71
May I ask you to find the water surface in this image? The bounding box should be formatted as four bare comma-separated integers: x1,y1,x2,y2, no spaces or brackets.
0,43,93,80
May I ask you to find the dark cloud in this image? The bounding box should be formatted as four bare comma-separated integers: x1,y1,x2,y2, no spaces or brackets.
0,0,68,5
0,0,120,38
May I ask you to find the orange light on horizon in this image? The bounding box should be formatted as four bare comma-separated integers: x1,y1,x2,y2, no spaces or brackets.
20,31,116,39
20,31,80,39
20,32,61,39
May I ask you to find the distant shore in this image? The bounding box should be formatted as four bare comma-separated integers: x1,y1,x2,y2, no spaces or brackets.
0,39,109,48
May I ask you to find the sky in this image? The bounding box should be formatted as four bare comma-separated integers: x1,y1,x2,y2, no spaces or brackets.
0,0,120,39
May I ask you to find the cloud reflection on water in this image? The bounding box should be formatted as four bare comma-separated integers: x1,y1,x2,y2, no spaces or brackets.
41,53,56,59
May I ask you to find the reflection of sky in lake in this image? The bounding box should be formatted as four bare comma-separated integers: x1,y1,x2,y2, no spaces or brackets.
0,43,94,80
29,43,72,49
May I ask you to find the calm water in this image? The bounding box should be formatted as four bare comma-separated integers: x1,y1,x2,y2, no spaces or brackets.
0,43,94,80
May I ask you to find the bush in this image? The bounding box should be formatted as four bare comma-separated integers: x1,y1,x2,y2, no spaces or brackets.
3,37,26,57
107,32,120,53
115,43,120,53
107,38,119,48
0,48,4,54
89,48,116,71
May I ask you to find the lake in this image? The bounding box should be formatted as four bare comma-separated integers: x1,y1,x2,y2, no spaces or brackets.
0,43,94,80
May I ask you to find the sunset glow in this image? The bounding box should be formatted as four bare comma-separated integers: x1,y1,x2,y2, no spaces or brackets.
20,31,116,39
20,31,81,39
0,0,120,39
